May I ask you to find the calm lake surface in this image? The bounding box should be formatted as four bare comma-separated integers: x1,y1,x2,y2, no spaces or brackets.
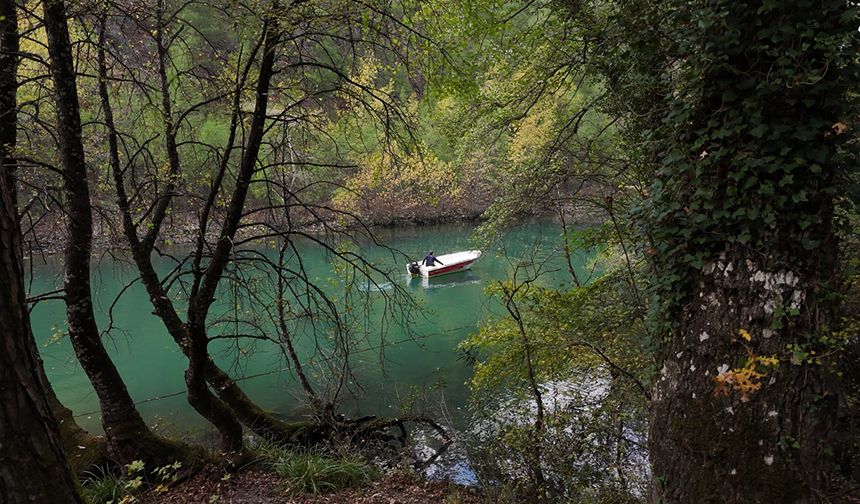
29,221,584,436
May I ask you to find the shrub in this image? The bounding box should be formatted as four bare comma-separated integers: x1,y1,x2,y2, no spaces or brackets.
80,459,183,504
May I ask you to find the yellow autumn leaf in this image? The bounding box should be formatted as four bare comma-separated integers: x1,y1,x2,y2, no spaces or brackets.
757,355,780,367
739,328,752,341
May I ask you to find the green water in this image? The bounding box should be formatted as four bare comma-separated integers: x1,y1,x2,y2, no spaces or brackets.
29,221,583,434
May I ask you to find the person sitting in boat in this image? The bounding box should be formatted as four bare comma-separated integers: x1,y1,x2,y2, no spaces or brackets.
422,251,444,267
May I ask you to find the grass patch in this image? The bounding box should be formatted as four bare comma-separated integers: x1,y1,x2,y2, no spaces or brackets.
80,467,125,504
258,443,378,494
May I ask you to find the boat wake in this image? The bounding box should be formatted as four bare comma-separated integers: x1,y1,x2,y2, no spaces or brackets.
358,281,395,292
419,278,482,290
359,273,483,293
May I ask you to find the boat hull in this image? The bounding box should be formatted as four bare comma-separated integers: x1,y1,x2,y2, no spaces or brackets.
407,250,482,278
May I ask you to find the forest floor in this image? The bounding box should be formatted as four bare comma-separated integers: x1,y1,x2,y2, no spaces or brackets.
155,466,485,504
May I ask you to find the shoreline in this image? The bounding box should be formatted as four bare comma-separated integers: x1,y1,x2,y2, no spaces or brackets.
23,201,604,260
23,211,490,259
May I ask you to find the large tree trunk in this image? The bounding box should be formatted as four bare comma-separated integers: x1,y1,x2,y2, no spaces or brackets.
0,160,84,504
1,0,107,476
649,254,836,503
43,0,191,468
0,0,82,499
185,323,247,462
645,1,851,502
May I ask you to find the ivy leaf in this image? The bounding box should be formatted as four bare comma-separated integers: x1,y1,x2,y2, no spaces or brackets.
749,124,769,138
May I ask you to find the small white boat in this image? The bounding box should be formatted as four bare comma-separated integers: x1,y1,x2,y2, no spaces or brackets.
407,250,482,278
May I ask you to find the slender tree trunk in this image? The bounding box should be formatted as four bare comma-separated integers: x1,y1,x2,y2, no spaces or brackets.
0,0,15,200
0,0,82,498
99,9,314,449
43,0,189,468
182,16,282,458
31,329,109,475
277,243,322,411
138,0,181,252
501,282,547,502
555,198,580,287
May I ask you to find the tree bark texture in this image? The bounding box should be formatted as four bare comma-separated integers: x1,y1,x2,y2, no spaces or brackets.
649,253,838,503
0,164,84,504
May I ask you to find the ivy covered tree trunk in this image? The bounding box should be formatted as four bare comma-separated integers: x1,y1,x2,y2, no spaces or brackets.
0,0,82,499
646,1,857,502
650,257,839,502
43,0,190,468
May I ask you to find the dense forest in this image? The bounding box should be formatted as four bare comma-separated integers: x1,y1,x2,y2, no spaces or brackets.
0,0,858,503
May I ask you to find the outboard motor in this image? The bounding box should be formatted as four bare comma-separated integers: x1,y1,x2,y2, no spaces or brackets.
408,262,421,275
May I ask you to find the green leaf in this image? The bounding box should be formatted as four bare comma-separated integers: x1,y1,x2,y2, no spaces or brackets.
749,124,769,138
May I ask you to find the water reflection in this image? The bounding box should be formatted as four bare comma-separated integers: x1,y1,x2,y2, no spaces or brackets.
407,270,483,290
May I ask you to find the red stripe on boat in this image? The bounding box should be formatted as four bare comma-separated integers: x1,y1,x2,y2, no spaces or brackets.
427,260,473,276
